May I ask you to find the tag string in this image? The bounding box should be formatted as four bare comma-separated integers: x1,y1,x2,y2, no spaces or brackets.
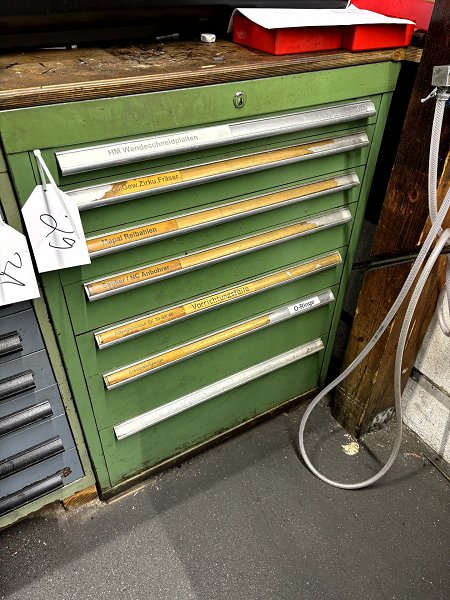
33,149,80,239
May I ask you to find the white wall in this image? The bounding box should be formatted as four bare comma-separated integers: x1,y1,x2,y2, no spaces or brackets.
402,306,450,463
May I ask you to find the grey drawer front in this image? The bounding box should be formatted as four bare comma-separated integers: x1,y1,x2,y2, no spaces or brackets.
0,414,76,461
0,447,84,500
0,301,85,515
0,473,64,517
0,401,53,437
0,436,64,480
0,350,56,401
0,385,65,422
0,383,64,419
0,309,45,364
0,302,32,319
0,370,35,400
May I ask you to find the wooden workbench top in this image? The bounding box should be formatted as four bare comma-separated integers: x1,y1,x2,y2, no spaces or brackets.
0,40,420,110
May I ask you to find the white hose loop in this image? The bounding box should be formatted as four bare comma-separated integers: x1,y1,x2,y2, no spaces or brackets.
436,285,450,337
299,96,449,489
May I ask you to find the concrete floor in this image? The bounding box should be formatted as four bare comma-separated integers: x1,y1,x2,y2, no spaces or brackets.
1,401,449,600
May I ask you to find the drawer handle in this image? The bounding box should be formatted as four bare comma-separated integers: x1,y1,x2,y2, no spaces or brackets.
68,132,369,211
0,401,53,437
0,436,64,480
0,472,64,517
0,370,35,401
0,331,23,357
85,207,352,301
86,172,360,258
114,338,324,440
95,251,343,349
56,100,376,175
104,290,334,390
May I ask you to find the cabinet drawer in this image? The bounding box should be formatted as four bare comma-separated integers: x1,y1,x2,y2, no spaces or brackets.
0,409,83,500
64,204,355,333
0,350,56,401
92,248,345,350
0,302,32,319
55,98,378,179
99,338,326,486
0,447,84,503
0,412,76,461
86,171,360,260
0,308,44,365
78,253,345,375
61,166,362,287
39,96,380,190
0,385,65,434
68,130,370,212
80,286,336,429
64,124,374,238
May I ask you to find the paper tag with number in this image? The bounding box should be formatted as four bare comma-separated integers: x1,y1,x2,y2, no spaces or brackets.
0,222,40,306
22,185,91,273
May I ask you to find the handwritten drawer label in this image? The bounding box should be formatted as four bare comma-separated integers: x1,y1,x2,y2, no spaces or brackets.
22,185,91,273
0,223,40,306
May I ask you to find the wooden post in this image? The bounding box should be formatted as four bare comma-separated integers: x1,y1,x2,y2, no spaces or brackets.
332,0,450,436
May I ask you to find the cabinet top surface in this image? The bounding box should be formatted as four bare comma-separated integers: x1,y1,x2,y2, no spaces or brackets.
0,40,417,110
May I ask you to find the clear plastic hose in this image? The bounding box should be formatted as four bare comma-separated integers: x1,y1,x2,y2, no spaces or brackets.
428,96,445,232
298,94,449,489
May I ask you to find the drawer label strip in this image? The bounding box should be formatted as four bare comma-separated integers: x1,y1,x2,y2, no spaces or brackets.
103,290,334,390
95,251,342,348
56,100,375,175
68,132,369,211
84,208,352,301
86,172,359,257
114,338,324,439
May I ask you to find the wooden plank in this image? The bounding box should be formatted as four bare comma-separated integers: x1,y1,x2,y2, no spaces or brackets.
333,156,449,434
0,42,416,109
62,485,98,511
332,0,450,436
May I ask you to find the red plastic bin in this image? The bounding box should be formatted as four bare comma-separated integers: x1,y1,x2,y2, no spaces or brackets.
232,13,342,55
342,22,414,51
352,0,432,31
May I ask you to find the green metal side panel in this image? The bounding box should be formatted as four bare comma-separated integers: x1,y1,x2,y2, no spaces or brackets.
319,91,394,381
0,62,401,493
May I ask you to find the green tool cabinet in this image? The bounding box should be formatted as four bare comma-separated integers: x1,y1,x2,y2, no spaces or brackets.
0,52,400,494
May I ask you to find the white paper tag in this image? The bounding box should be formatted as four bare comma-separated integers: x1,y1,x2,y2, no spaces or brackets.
0,223,40,306
22,185,91,273
288,296,321,315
